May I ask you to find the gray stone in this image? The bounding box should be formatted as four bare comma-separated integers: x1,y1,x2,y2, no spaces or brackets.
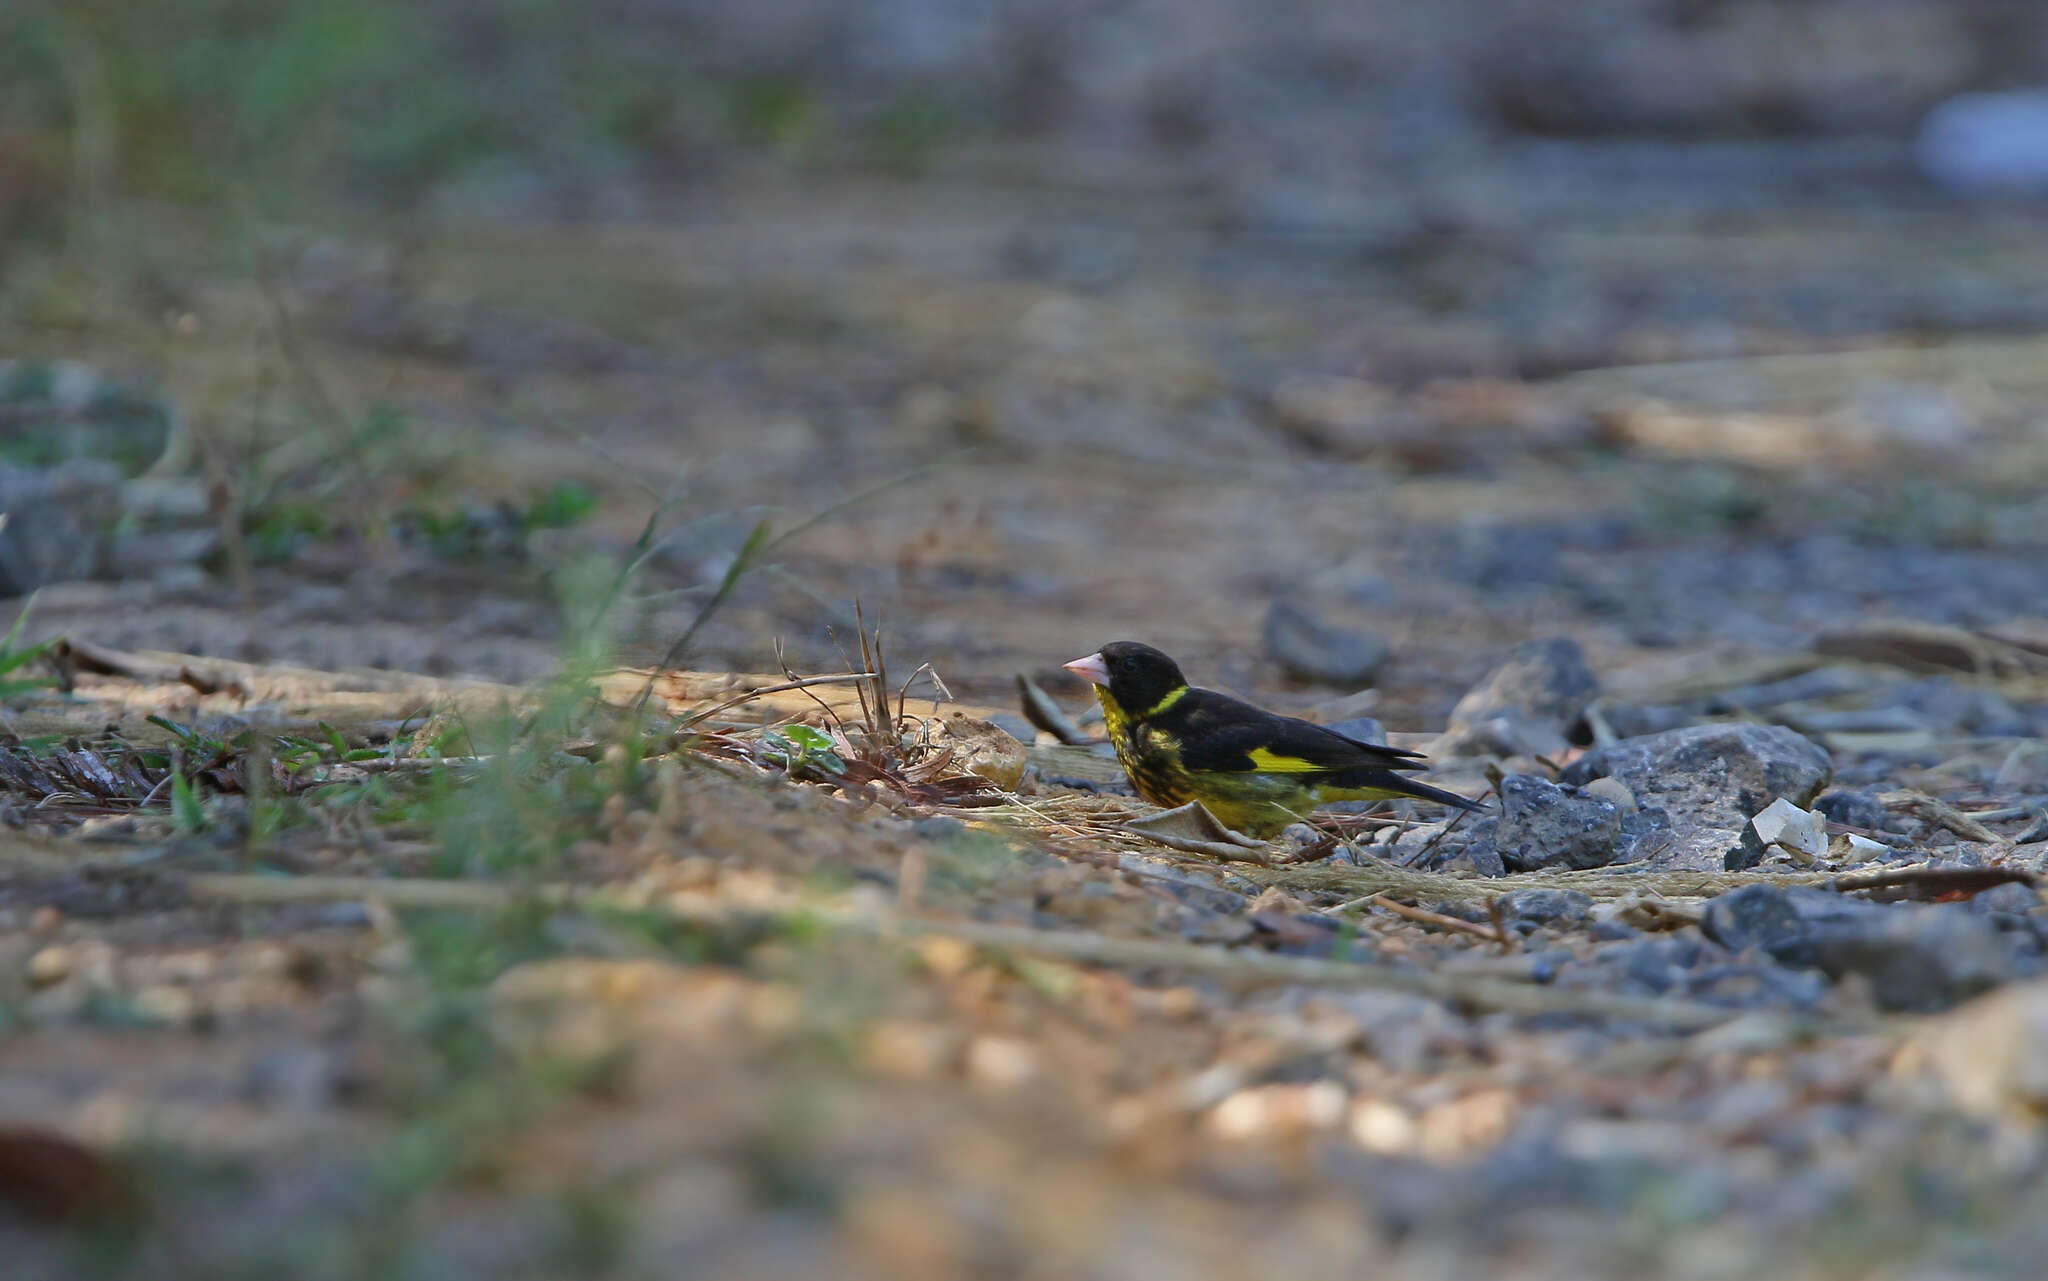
0,460,123,594
1701,884,1838,968
1703,885,2012,1013
1559,723,1832,872
1494,889,1593,931
1917,90,2048,196
1808,909,2013,1014
1893,676,2029,736
1320,716,1387,746
1262,601,1391,687
1433,638,1597,759
1586,701,1695,741
1813,789,1890,832
1493,774,1624,872
1419,816,1506,878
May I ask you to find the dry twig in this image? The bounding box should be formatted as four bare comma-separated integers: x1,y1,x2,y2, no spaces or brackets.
173,872,1811,1030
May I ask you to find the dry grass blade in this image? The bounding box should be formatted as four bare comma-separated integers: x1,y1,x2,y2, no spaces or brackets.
670,672,880,733
1486,896,1514,953
1828,865,2035,900
1883,790,2002,845
172,873,1822,1030
1351,893,1505,943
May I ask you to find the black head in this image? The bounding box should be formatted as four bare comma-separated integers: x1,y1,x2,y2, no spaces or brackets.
1065,641,1188,716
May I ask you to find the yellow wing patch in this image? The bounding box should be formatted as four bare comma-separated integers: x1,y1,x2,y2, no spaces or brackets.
1245,746,1324,773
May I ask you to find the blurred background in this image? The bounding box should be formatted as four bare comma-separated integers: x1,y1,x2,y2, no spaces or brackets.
4,0,2048,713
10,6,2048,1280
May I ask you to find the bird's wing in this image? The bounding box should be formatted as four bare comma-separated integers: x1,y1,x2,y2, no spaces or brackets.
1167,692,1427,776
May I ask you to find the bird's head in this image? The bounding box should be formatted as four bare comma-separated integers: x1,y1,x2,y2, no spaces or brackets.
1064,641,1188,717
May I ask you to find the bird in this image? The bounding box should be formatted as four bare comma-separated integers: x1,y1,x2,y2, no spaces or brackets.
1063,641,1481,839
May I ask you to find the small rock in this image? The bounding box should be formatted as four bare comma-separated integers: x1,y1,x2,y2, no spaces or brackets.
1349,1098,1418,1154
965,1035,1039,1092
1968,881,2042,926
1586,702,1695,741
1209,1080,1348,1141
910,816,968,842
1917,89,2048,196
1262,602,1391,687
1493,774,1624,872
26,945,72,988
0,461,123,594
1433,638,1598,759
1814,789,1890,832
933,715,1026,790
1320,716,1387,746
1811,909,2014,1014
1745,798,1829,864
1493,889,1593,931
1579,777,1637,815
1419,816,1507,878
1561,723,1832,872
1703,885,2012,1012
1702,885,1822,965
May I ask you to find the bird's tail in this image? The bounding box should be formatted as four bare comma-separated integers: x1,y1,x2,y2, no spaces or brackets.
1343,771,1485,813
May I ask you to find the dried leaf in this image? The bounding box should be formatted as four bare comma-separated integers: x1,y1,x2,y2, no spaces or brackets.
1123,802,1270,865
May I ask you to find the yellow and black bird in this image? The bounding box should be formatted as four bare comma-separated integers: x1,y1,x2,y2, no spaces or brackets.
1064,641,1480,838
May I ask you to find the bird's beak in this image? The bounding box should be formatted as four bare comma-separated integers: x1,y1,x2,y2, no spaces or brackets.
1063,652,1110,687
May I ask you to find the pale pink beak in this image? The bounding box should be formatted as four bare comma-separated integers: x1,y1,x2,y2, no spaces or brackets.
1064,652,1110,687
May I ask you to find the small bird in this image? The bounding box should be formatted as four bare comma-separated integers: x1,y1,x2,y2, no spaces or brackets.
1064,641,1480,838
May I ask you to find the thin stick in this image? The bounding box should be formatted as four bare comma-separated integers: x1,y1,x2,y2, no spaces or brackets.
670,672,880,732
174,873,1803,1030
1404,805,1474,869
636,520,773,713
1359,893,1504,943
1485,895,1514,954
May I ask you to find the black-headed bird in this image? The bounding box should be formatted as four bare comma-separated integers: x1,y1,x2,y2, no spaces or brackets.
1064,641,1480,838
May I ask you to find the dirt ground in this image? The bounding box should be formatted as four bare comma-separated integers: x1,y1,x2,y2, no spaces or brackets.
5,147,2048,1279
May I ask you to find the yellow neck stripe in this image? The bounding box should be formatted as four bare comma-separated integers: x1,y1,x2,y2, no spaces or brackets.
1133,685,1188,718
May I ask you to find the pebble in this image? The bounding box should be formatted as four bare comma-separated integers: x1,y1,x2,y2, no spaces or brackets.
965,1035,1040,1092
1561,723,1833,872
1262,602,1391,687
1493,774,1625,872
1917,89,2048,195
1702,884,2013,1012
26,945,73,988
1433,638,1598,760
1494,889,1594,931
1209,1081,1348,1141
1813,789,1890,832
